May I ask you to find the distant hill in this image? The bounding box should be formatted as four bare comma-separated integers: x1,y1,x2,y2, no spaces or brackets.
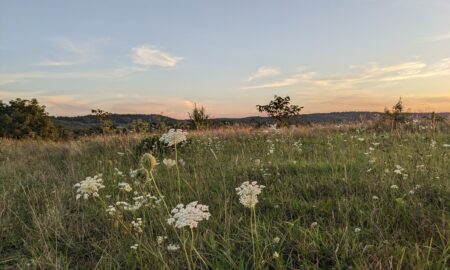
52,112,449,131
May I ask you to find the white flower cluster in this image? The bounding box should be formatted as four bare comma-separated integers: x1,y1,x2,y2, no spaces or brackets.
430,140,437,148
106,205,117,216
131,218,143,234
266,139,275,155
118,182,132,192
393,165,408,179
157,235,168,245
114,168,124,177
167,201,211,229
160,129,187,146
163,158,177,168
293,140,303,152
74,174,105,200
115,193,160,211
236,181,265,208
167,243,180,251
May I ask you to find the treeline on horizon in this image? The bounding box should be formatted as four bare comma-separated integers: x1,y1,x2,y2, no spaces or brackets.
0,97,448,140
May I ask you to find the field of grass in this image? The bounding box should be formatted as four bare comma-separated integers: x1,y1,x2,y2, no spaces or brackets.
1,124,449,269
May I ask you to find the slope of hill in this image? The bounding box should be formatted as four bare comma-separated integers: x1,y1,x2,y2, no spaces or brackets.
52,112,449,130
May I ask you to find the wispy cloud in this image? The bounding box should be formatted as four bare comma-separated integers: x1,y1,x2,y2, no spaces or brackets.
36,38,100,66
242,58,450,90
1,43,184,85
422,33,450,43
242,72,315,89
0,71,109,86
246,66,280,81
131,45,182,68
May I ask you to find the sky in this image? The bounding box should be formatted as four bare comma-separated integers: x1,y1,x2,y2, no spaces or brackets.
1,0,449,118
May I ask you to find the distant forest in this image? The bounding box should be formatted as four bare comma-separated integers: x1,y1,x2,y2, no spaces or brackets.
53,111,450,131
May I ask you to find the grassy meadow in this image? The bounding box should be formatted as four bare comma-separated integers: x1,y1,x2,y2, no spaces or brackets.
1,124,449,269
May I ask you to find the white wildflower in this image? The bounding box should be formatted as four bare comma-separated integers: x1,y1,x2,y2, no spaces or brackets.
235,181,265,208
131,218,143,234
273,236,280,244
163,158,177,168
106,205,117,216
167,243,180,251
390,184,399,190
130,169,139,178
74,174,105,200
114,168,124,177
430,140,436,148
157,236,168,245
118,182,132,192
310,222,318,228
160,129,187,147
178,158,186,167
393,165,404,175
130,244,139,250
354,227,361,233
416,164,425,171
167,201,211,229
372,196,379,200
273,251,279,259
116,201,130,207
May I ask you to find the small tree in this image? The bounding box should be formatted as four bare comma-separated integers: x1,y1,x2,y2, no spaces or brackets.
91,109,113,134
384,98,405,130
188,103,210,130
256,95,303,126
0,98,57,139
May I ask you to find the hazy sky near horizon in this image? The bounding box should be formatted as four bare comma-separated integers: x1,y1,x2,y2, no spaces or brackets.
1,0,450,118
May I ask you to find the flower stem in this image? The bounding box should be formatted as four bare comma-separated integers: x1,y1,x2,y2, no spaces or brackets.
250,209,257,269
175,144,182,202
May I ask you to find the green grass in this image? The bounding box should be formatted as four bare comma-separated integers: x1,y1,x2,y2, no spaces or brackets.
0,126,449,269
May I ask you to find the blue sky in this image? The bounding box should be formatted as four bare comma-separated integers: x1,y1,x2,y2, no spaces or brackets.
1,0,449,118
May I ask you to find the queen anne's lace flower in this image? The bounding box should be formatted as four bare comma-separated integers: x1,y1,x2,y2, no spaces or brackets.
131,218,143,234
157,236,168,245
167,243,180,251
235,181,265,208
106,205,116,216
167,201,211,229
163,158,177,168
74,174,105,200
118,182,132,192
273,236,280,244
273,251,280,259
160,129,187,146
